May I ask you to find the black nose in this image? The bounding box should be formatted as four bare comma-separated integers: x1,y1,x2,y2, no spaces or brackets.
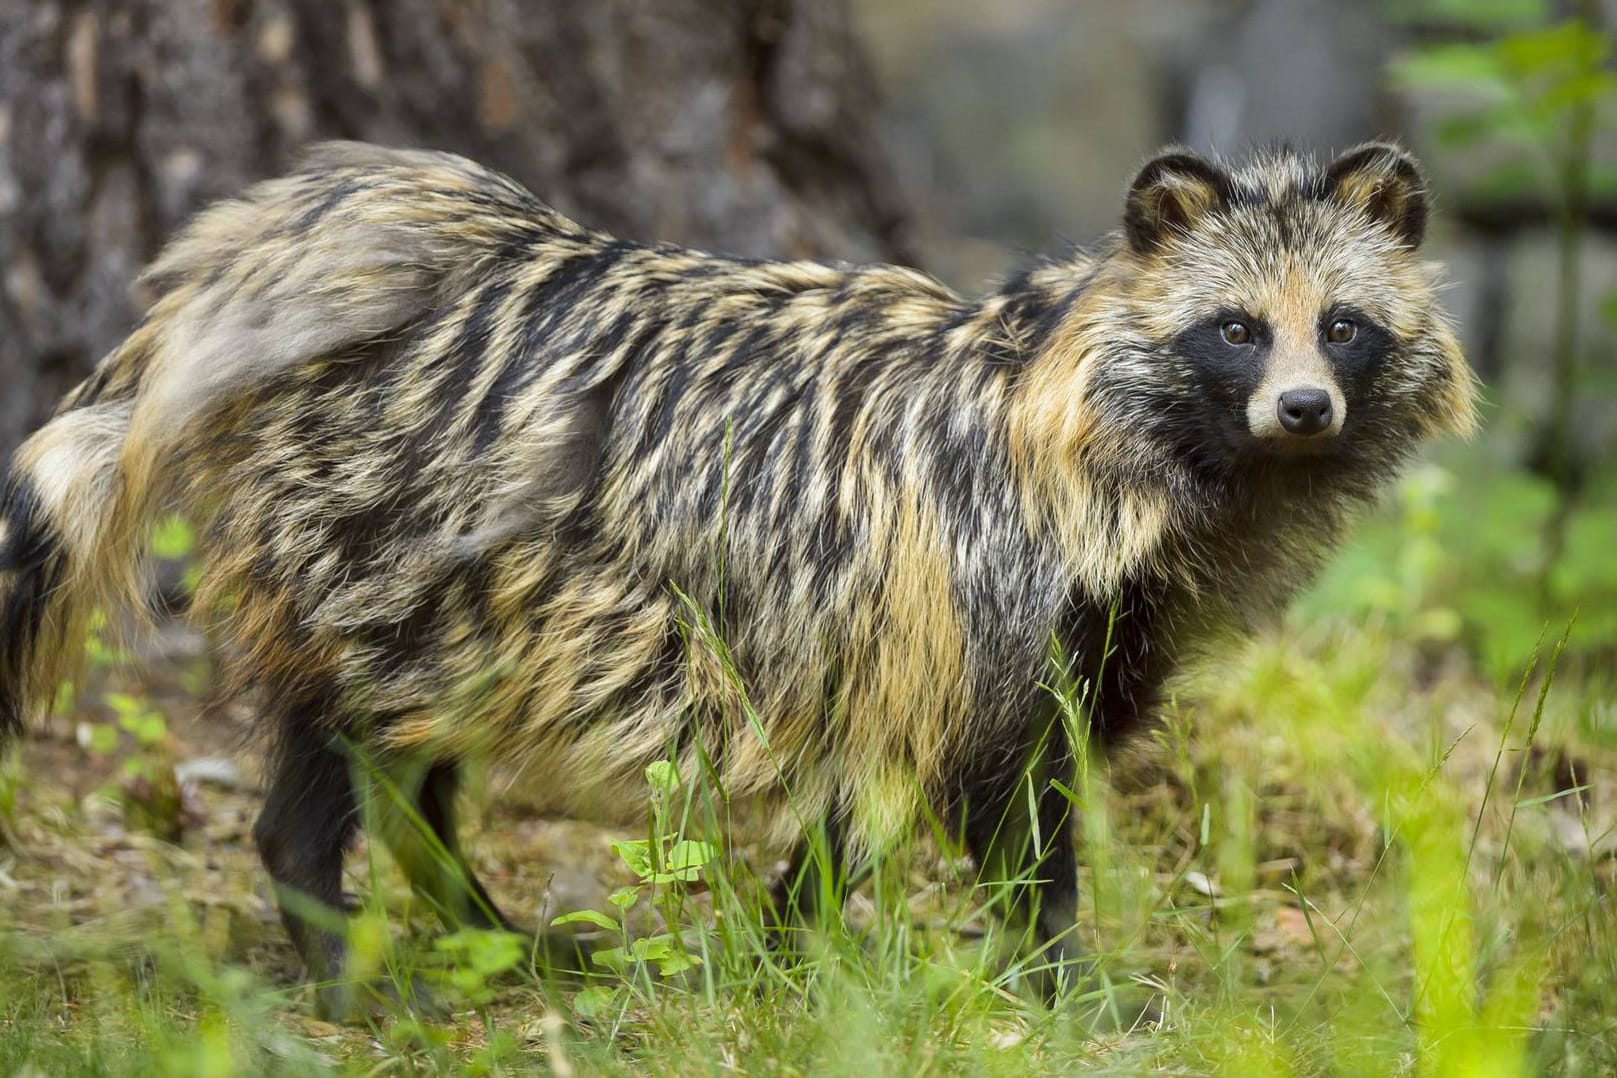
1277,388,1334,436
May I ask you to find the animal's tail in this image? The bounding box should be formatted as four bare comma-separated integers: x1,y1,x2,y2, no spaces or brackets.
0,142,552,742
0,367,139,739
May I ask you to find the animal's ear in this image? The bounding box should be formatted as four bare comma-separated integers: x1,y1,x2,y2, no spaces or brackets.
1123,150,1230,254
1322,143,1429,249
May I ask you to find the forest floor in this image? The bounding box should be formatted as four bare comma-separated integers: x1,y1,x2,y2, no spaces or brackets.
1,607,1614,1074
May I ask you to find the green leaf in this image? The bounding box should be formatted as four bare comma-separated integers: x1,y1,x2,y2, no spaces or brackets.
114,707,167,747
644,760,678,792
572,985,621,1018
654,950,700,977
607,886,640,911
630,936,676,962
590,945,630,972
1497,22,1609,79
611,839,655,879
550,909,620,932
449,967,486,994
666,839,716,874
465,930,525,977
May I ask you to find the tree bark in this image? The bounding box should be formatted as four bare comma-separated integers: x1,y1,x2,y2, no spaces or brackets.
0,0,913,456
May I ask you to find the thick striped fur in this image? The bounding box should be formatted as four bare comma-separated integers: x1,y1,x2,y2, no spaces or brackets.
0,142,1474,1011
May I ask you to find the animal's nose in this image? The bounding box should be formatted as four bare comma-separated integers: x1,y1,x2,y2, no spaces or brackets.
1276,388,1334,436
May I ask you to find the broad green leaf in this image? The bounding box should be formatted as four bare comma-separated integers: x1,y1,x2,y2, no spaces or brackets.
591,945,630,972
119,711,167,746
654,950,701,976
667,839,716,873
611,839,655,879
631,936,679,963
550,909,619,932
571,985,621,1018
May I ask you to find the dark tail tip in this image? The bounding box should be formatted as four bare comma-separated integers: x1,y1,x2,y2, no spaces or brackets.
0,475,61,743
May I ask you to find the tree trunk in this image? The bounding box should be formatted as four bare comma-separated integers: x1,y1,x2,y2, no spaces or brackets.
0,0,913,456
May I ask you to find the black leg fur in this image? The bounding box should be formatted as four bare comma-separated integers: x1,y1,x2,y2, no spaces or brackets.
252,723,360,1019
962,753,1087,1002
767,814,849,951
254,721,517,1020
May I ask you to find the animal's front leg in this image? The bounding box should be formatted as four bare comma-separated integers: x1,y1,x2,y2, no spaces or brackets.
767,814,849,953
961,765,1087,1001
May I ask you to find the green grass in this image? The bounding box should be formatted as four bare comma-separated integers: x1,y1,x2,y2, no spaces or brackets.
1,458,1613,1075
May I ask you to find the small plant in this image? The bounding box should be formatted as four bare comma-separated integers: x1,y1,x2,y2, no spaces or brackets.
551,760,719,1016
76,690,182,841
429,927,529,1009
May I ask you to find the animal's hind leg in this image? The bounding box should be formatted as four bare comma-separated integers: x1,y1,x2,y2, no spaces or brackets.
370,757,514,933
252,721,361,1019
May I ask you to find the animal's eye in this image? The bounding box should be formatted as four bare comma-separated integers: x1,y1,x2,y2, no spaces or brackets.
1220,321,1252,346
1326,318,1357,345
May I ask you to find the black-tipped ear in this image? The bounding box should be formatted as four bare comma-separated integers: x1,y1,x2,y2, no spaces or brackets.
1123,150,1230,254
1322,143,1428,248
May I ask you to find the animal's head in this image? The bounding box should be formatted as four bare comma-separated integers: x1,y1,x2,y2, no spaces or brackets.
1023,143,1477,505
